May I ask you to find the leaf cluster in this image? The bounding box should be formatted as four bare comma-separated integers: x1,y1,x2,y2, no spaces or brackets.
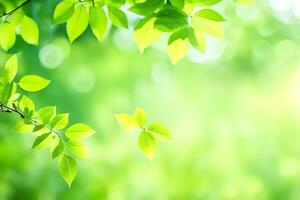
0,55,95,187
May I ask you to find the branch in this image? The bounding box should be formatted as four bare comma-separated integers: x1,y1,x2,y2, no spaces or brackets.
0,102,63,140
0,0,32,18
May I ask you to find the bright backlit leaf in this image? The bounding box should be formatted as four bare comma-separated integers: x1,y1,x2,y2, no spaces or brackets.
67,4,89,42
0,23,16,51
4,54,18,83
134,107,147,126
50,113,69,130
12,121,34,134
38,106,56,124
32,132,52,150
168,38,189,64
148,122,172,141
192,14,224,38
193,9,225,22
134,17,161,53
52,138,64,159
89,6,107,41
53,0,75,24
20,15,39,45
67,141,90,159
115,114,139,130
19,95,35,112
19,75,50,92
59,154,77,187
65,123,95,141
108,6,128,28
138,130,156,160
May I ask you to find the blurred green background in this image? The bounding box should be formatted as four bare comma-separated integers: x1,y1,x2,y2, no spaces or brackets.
1,0,300,199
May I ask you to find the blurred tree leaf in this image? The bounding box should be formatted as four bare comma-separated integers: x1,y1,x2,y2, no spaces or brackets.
0,23,16,51
138,130,156,160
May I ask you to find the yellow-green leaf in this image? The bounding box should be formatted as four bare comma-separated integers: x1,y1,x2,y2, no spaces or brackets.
53,0,74,24
19,75,50,92
66,4,89,43
59,154,77,187
67,140,90,159
4,54,18,83
20,15,39,45
89,5,107,41
192,15,224,38
0,23,16,51
134,17,160,53
115,113,139,130
12,121,34,134
19,95,35,112
65,123,95,141
38,106,56,124
168,38,189,64
50,113,69,130
52,138,64,159
134,107,147,126
108,6,128,28
148,122,172,141
138,130,156,160
32,132,52,150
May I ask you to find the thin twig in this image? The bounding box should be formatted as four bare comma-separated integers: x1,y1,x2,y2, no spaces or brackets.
0,102,64,140
0,0,32,18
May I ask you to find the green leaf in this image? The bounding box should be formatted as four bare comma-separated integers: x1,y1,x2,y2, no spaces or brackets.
134,17,161,53
12,121,34,134
32,132,52,150
59,154,77,187
148,122,172,141
108,6,128,28
89,6,107,41
50,113,69,130
20,15,39,45
53,0,75,24
66,4,89,43
4,54,18,83
67,140,90,159
65,123,95,141
32,124,45,133
154,7,187,32
138,130,156,160
129,0,163,15
193,0,222,6
193,9,225,22
38,106,56,124
19,75,50,92
0,23,16,51
236,0,253,5
192,13,224,38
52,138,64,159
170,0,185,9
19,95,35,112
134,107,147,126
188,27,206,53
115,113,139,130
168,37,189,64
48,113,64,127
